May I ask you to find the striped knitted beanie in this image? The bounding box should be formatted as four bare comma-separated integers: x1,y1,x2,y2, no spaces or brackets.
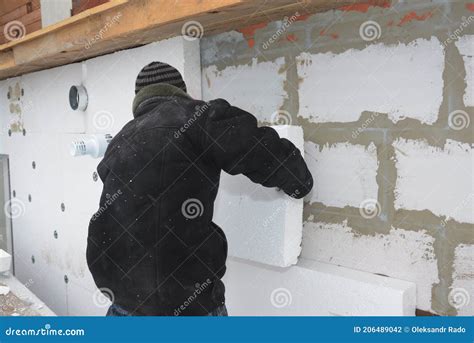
135,62,187,94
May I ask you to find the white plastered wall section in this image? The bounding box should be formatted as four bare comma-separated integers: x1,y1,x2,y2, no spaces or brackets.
0,36,200,316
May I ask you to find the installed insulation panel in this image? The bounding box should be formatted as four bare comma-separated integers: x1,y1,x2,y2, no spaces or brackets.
0,36,201,316
224,258,416,316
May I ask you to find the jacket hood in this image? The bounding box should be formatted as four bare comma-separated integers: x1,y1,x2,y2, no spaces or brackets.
132,83,192,117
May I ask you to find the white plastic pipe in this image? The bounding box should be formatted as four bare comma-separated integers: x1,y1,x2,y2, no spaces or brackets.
70,134,112,158
69,85,88,111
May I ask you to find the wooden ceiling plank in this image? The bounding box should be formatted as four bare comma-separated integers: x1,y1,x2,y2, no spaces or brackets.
0,0,375,80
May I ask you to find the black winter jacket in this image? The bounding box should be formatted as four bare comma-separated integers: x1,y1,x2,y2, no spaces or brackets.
86,84,313,316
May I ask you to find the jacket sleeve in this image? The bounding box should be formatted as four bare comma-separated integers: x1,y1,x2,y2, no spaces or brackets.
202,99,313,199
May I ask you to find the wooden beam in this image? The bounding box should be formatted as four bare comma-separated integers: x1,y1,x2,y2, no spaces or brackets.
0,0,388,80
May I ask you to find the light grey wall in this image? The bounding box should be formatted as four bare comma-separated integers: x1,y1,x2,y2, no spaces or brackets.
0,157,7,252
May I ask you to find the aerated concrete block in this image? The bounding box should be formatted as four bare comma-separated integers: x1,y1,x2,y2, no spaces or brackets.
393,139,473,224
202,57,287,123
305,141,379,208
296,37,445,124
455,35,474,107
214,125,304,267
450,244,474,316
